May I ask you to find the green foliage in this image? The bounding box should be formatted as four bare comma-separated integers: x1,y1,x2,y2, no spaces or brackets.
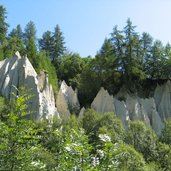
0,96,11,121
81,109,124,145
26,36,37,67
36,52,58,95
143,162,161,171
4,36,25,58
0,88,55,170
160,118,171,145
77,59,102,106
39,30,54,59
125,121,158,162
154,142,171,170
24,21,37,43
24,21,37,67
0,5,8,45
94,135,146,171
9,24,23,40
52,24,66,62
0,92,169,170
113,143,146,171
56,52,87,88
98,112,124,143
81,109,101,143
146,40,166,79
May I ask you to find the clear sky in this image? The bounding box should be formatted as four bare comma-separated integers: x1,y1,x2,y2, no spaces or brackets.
1,0,171,57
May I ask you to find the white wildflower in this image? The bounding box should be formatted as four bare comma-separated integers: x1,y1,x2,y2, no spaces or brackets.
65,146,71,152
31,161,39,166
31,160,46,168
40,164,46,169
97,149,104,159
92,156,100,167
99,134,111,142
72,143,79,147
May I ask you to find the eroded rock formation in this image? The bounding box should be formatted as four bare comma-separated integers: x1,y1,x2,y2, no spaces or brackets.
91,87,115,113
91,86,164,134
154,80,171,120
56,80,80,116
0,52,58,119
1,52,171,134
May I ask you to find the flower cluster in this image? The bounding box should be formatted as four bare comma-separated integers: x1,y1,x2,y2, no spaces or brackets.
99,134,111,142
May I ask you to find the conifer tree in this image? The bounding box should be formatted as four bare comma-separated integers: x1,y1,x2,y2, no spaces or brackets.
0,5,8,45
110,26,124,72
6,25,25,57
39,31,54,59
24,21,37,66
9,24,23,40
24,21,36,43
0,5,8,59
52,24,65,62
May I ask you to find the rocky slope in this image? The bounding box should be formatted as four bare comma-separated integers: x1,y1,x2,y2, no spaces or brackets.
91,84,169,135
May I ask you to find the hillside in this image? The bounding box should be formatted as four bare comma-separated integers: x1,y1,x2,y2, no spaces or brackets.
1,4,171,170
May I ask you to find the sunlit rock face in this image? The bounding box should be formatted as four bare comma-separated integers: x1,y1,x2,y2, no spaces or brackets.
154,80,171,120
56,80,80,116
91,87,163,134
140,98,163,135
0,52,58,120
113,98,129,127
91,87,130,126
91,87,115,113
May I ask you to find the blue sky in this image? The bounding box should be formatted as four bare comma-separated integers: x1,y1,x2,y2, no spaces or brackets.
1,0,171,57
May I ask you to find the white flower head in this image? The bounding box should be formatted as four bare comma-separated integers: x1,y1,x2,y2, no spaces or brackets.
64,146,71,152
99,134,111,142
31,160,46,169
97,149,104,159
92,156,100,167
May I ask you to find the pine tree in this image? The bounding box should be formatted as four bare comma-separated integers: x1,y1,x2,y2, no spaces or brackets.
147,40,165,79
24,21,37,66
0,5,9,59
123,19,145,88
39,31,54,59
98,38,114,57
6,25,25,57
141,32,153,70
9,24,23,40
123,18,137,68
110,26,124,72
24,21,36,44
0,5,8,45
52,24,65,62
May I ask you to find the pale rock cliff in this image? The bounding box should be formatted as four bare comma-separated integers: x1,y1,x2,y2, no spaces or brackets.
154,80,171,120
113,98,129,127
140,98,163,134
91,87,115,113
91,87,130,125
0,52,58,119
56,80,80,116
91,87,163,134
